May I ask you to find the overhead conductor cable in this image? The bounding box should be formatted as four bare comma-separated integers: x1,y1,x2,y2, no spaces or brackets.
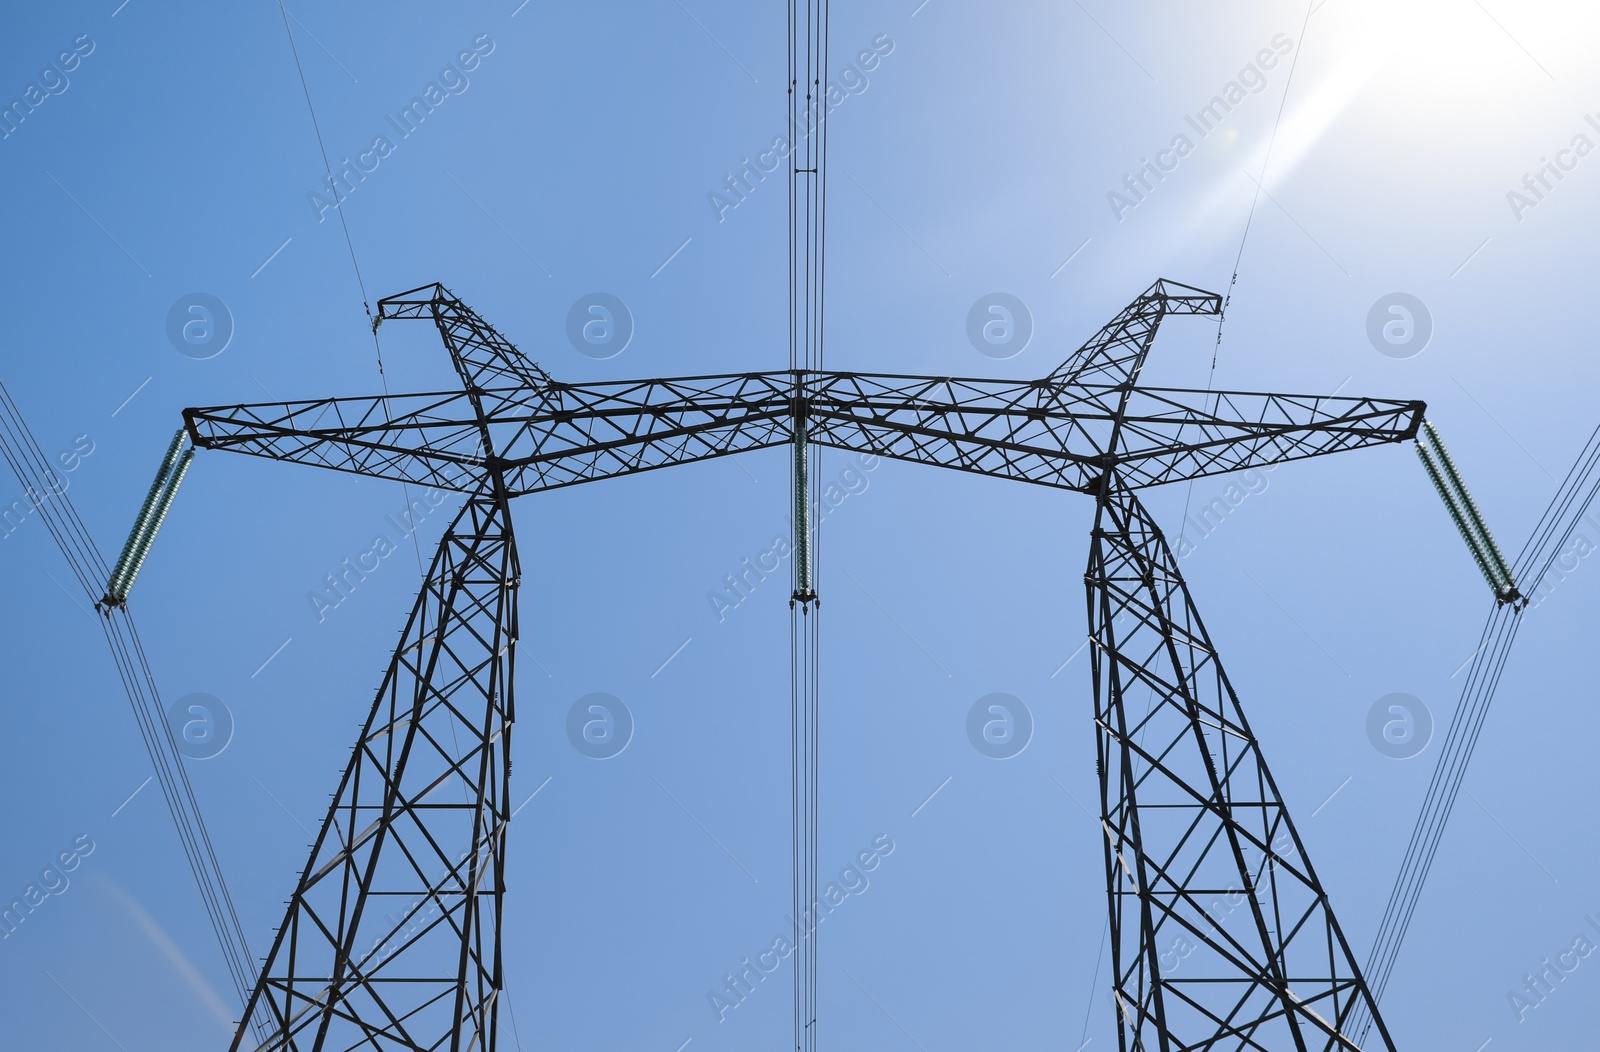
1351,417,1600,1044
0,385,268,1043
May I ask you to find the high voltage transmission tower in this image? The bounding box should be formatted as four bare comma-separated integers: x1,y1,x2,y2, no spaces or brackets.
185,276,1420,1050
174,3,1424,1049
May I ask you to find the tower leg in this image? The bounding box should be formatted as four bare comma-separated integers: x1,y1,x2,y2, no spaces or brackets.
1086,482,1394,1051
232,489,516,1052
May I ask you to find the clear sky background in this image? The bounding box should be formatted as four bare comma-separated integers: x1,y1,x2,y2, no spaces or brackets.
2,1,1599,1049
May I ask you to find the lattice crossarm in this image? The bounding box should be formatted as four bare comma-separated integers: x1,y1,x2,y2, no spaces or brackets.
185,392,490,492
494,371,794,492
1110,389,1425,490
183,379,799,495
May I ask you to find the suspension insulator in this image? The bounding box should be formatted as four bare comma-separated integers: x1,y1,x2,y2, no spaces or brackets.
1416,423,1521,605
106,428,187,602
1423,422,1516,589
792,420,816,604
1417,443,1504,596
104,440,194,608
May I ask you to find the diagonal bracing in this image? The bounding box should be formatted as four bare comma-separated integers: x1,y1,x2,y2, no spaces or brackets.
1090,483,1394,1050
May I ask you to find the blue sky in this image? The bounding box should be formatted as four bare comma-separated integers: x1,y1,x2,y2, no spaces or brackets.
2,0,1599,1048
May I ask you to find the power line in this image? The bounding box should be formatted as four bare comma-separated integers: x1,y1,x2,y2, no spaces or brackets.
1212,0,1317,363
0,382,270,1044
271,2,428,579
788,2,829,1047
1179,1,1317,552
1352,418,1600,1042
272,0,371,317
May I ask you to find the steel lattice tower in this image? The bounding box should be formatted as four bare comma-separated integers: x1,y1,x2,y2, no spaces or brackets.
187,276,1418,1051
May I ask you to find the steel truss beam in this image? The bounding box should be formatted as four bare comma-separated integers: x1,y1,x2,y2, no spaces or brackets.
184,378,1417,497
199,280,1414,1051
185,289,1418,501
